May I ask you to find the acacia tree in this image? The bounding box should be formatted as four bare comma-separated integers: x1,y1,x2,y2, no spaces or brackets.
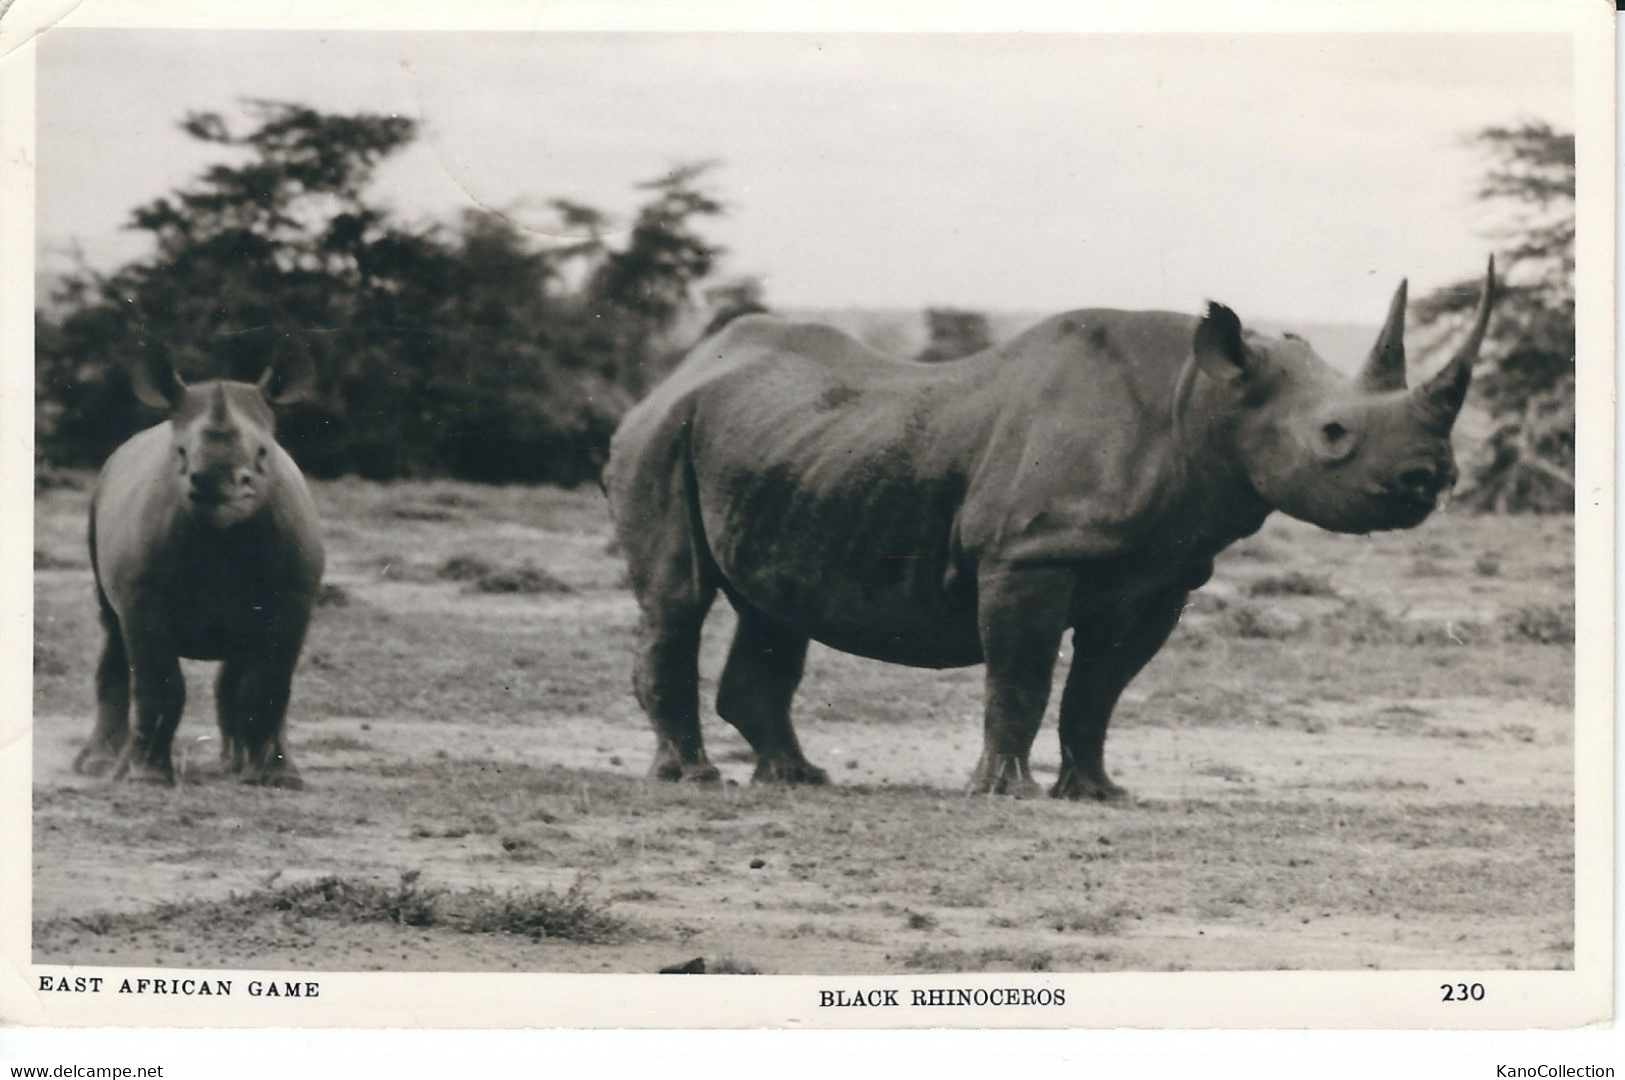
1414,121,1574,512
37,103,742,483
586,161,727,395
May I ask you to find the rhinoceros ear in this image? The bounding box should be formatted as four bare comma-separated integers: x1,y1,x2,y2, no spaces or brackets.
1193,302,1250,385
129,346,186,411
257,343,317,405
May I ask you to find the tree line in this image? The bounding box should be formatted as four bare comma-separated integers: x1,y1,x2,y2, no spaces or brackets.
35,106,1573,509
35,102,748,486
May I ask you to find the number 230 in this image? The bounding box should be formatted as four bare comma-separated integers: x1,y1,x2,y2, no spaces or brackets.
1441,983,1485,1002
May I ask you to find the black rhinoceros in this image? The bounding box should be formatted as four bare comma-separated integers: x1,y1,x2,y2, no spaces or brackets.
605,262,1494,800
74,348,325,788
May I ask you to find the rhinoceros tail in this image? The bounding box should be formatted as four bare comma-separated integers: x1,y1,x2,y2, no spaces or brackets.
85,489,116,628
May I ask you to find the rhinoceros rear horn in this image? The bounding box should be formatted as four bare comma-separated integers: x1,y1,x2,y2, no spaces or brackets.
257,341,318,406
1357,278,1408,392
129,345,186,411
1417,256,1496,429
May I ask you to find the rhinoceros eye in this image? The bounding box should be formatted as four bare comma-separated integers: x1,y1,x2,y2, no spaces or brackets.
255,445,269,472
1316,421,1356,463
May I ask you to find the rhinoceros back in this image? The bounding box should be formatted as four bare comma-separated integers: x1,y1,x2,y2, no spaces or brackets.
605,316,884,520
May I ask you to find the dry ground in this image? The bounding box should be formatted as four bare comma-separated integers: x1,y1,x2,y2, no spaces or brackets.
32,475,1574,973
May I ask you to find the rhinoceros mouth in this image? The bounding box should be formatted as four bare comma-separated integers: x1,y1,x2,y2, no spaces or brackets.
1367,490,1437,531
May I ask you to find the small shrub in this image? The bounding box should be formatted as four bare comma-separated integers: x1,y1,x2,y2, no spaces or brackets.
613,888,660,902
315,583,351,608
1216,603,1298,640
1246,571,1338,598
34,468,86,493
461,880,624,943
464,563,575,596
1316,601,1486,646
33,646,68,677
1500,603,1575,645
369,556,438,583
1227,538,1282,562
900,945,1056,973
239,874,628,942
438,555,495,583
708,957,764,974
1473,555,1502,577
388,503,460,522
1038,906,1122,936
266,875,446,928
300,733,371,752
34,548,78,570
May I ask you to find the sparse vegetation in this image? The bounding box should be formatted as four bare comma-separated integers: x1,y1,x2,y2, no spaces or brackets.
1246,571,1338,598
1037,906,1123,936
33,482,1574,974
708,957,765,975
900,946,1062,973
464,563,574,596
1500,603,1575,645
315,583,352,608
1213,604,1298,640
39,874,629,945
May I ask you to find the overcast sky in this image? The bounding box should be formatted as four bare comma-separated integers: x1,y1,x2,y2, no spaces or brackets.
37,30,1571,323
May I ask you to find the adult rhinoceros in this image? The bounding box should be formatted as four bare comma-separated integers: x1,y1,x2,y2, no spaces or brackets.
605,262,1494,799
73,349,325,788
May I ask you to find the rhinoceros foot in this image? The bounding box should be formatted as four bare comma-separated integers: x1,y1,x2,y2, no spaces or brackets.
239,753,305,791
966,754,1042,799
751,755,829,787
1051,768,1128,802
242,768,306,791
113,754,175,787
648,756,723,785
72,742,122,778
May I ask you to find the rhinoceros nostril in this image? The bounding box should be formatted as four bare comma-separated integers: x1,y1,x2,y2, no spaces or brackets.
1396,467,1438,496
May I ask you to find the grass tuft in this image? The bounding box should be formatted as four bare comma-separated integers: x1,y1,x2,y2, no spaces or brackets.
899,945,1059,973
41,874,629,945
436,554,575,595
1246,571,1338,598
1499,603,1574,645
1215,604,1298,640
464,563,575,596
315,583,352,608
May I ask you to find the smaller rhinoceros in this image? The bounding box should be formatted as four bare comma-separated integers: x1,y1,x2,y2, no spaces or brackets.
73,347,325,788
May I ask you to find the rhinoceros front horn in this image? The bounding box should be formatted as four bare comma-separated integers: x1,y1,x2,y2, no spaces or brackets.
1416,256,1496,430
1357,278,1409,392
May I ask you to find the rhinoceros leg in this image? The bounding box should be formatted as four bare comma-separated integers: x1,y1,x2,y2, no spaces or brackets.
112,629,185,786
967,568,1075,799
1052,590,1186,801
634,595,722,785
74,596,130,777
716,607,826,786
221,616,310,790
215,663,248,776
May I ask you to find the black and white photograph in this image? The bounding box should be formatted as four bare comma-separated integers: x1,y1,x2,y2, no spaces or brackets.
1,0,1612,1038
